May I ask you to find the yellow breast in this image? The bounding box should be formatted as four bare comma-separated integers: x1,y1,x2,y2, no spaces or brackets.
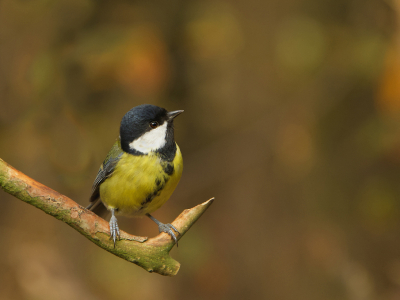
99,145,183,216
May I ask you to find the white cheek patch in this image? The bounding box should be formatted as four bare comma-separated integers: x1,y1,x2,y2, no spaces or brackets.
129,122,167,153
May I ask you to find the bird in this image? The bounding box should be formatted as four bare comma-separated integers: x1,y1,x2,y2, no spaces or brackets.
86,104,184,247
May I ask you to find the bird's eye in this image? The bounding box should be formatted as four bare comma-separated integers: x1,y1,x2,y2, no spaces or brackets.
150,121,159,129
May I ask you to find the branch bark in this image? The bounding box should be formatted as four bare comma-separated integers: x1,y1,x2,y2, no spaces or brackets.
0,158,214,276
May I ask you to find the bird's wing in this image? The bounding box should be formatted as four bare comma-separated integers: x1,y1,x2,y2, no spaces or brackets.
88,140,123,206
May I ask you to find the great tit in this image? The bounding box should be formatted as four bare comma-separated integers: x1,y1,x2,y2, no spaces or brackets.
87,104,184,247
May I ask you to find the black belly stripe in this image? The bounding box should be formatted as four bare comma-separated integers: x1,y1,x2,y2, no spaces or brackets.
164,164,174,175
155,178,161,186
140,174,169,207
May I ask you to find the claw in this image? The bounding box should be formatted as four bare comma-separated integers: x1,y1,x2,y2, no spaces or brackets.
168,223,179,233
158,223,180,246
109,208,120,248
146,214,180,246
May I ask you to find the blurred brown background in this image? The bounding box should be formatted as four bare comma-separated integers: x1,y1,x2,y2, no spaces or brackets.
1,0,400,299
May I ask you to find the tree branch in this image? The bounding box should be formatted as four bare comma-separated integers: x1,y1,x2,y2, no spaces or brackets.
0,158,214,276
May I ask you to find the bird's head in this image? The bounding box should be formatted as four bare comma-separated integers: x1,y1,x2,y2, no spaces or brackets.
120,104,183,155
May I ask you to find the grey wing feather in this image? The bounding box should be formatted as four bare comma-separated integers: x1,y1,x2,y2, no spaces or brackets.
86,154,121,216
88,153,122,205
86,141,123,218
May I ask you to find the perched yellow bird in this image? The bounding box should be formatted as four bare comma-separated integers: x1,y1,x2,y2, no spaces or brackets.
87,104,184,246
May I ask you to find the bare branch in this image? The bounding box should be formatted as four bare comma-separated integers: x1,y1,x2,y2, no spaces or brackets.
0,158,214,276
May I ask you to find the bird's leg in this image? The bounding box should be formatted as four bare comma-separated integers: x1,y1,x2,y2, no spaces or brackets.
146,214,180,246
109,208,120,247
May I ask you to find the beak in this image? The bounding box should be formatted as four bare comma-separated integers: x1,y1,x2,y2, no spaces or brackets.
167,110,184,120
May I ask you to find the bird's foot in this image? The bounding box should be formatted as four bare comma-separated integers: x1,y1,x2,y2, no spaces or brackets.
158,223,180,246
109,211,120,247
146,214,180,246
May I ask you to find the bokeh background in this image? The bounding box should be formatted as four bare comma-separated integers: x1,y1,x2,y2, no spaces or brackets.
1,0,400,299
